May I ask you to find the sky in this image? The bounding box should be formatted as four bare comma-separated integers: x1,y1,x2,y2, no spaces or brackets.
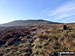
0,0,75,24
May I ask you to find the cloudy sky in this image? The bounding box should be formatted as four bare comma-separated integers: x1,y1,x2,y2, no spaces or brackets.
0,0,75,24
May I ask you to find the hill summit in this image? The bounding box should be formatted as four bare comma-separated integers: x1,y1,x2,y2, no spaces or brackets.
0,20,61,27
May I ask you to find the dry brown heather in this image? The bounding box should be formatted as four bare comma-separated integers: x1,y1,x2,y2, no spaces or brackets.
0,23,75,56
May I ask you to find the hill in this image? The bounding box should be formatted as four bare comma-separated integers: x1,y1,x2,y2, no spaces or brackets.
0,20,75,56
0,20,61,27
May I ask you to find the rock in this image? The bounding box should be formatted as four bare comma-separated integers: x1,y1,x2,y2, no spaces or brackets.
60,25,68,30
63,25,68,30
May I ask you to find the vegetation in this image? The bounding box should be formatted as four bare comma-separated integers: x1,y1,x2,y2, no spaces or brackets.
0,22,75,56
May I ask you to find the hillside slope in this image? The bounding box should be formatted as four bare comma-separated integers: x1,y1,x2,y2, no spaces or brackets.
0,20,61,27
0,23,75,56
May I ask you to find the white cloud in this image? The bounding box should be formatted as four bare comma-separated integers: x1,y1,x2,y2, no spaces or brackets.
44,0,75,21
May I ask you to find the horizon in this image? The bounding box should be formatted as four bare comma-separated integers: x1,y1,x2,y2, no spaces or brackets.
0,19,75,24
0,19,60,24
0,0,75,24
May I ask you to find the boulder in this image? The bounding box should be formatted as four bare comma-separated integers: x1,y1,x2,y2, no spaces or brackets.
60,25,68,30
63,25,68,30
